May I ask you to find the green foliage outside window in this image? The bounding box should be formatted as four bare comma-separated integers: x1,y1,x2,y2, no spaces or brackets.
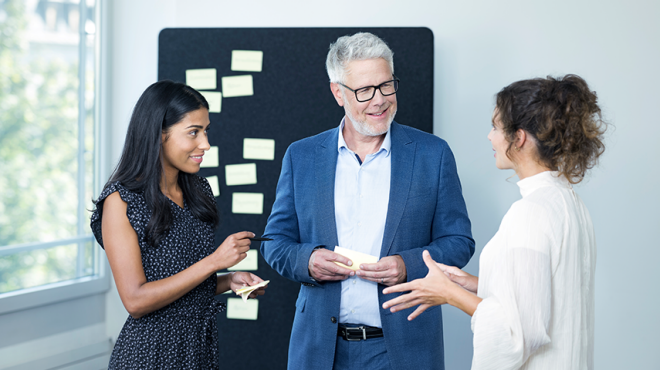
0,0,96,293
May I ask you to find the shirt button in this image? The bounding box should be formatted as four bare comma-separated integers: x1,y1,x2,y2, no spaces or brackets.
358,223,362,227
331,316,337,323
352,280,356,284
351,309,355,314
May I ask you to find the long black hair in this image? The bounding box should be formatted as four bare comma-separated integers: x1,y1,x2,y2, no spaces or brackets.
96,80,219,247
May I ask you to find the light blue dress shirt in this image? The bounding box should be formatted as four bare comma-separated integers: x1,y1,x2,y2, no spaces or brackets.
335,118,391,328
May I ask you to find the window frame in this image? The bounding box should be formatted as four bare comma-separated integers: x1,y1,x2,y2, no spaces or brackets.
0,0,110,315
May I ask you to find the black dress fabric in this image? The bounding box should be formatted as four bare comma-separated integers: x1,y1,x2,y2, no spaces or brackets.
91,177,224,370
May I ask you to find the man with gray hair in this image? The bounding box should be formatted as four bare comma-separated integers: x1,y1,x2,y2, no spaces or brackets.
262,32,474,370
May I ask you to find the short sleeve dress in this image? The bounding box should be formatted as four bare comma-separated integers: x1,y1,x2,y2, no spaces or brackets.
91,176,224,370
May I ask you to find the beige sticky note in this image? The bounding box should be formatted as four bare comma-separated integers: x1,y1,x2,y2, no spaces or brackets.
228,249,259,271
199,91,222,113
333,246,379,271
235,280,270,302
231,50,263,72
226,298,259,320
206,176,220,197
186,68,217,90
232,193,263,214
235,280,269,295
200,146,219,168
243,138,275,161
222,75,253,97
225,163,257,186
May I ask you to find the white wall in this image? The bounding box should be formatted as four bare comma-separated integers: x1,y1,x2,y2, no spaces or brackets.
108,1,660,368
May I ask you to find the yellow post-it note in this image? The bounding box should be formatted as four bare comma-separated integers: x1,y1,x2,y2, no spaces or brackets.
186,68,217,90
333,246,379,271
235,280,269,295
228,249,258,271
243,138,275,161
235,280,270,302
201,146,219,168
222,75,253,98
199,91,222,113
231,50,263,72
226,298,259,320
232,193,263,214
225,163,257,186
206,176,220,197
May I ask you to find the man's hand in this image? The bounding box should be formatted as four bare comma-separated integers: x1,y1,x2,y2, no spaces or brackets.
355,255,406,286
308,248,355,282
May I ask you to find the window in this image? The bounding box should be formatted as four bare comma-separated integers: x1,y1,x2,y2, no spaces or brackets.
0,0,106,310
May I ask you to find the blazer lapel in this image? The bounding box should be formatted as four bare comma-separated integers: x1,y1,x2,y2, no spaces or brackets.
316,128,340,247
381,122,415,257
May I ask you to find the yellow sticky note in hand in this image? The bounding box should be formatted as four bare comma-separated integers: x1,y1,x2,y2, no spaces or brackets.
236,280,270,302
333,246,378,271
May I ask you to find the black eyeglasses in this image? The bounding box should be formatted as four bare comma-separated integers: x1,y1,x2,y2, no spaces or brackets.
338,76,400,103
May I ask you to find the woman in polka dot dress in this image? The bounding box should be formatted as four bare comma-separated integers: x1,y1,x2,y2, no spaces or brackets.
91,80,266,369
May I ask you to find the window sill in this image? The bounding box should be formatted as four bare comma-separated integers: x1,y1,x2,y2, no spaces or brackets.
0,273,110,315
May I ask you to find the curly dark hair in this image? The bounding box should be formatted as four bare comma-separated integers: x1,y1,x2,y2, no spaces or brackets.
496,74,608,184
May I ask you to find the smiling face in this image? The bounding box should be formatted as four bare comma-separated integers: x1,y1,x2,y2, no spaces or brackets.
161,107,211,176
331,58,397,137
487,108,515,170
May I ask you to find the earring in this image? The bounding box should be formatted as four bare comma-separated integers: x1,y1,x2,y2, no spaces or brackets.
514,146,520,151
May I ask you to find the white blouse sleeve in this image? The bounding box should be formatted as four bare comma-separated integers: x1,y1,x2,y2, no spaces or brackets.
471,201,556,370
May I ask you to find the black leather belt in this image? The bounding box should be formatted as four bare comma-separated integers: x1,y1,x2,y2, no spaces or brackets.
337,324,384,341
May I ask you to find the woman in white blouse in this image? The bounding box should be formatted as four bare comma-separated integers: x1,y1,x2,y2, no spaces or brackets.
383,74,607,370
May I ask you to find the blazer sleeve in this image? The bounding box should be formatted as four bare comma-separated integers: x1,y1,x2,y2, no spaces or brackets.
260,146,321,285
396,142,475,281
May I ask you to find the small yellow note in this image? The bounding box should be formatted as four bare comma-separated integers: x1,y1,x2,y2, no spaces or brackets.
200,146,219,168
186,68,217,90
206,175,220,197
199,91,222,113
226,298,259,320
232,193,263,214
225,163,257,186
228,249,258,271
222,75,253,98
231,50,263,72
243,138,275,161
235,280,270,303
333,246,379,271
235,280,270,295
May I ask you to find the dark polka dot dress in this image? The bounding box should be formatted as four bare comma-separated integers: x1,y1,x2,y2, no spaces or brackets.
91,177,224,370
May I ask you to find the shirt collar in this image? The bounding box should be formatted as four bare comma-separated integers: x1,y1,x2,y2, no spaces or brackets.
517,171,572,198
337,117,391,156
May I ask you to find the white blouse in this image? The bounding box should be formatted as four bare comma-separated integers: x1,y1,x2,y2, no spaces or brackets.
471,171,595,370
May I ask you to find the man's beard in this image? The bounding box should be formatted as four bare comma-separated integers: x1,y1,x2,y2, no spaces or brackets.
344,101,397,137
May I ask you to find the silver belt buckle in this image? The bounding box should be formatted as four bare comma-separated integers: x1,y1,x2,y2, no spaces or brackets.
345,326,367,341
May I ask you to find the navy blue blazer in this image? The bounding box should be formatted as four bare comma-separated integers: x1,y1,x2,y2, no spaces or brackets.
262,122,474,370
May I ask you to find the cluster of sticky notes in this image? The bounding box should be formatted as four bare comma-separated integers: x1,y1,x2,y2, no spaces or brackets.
188,51,272,322
184,50,263,115
333,246,379,271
